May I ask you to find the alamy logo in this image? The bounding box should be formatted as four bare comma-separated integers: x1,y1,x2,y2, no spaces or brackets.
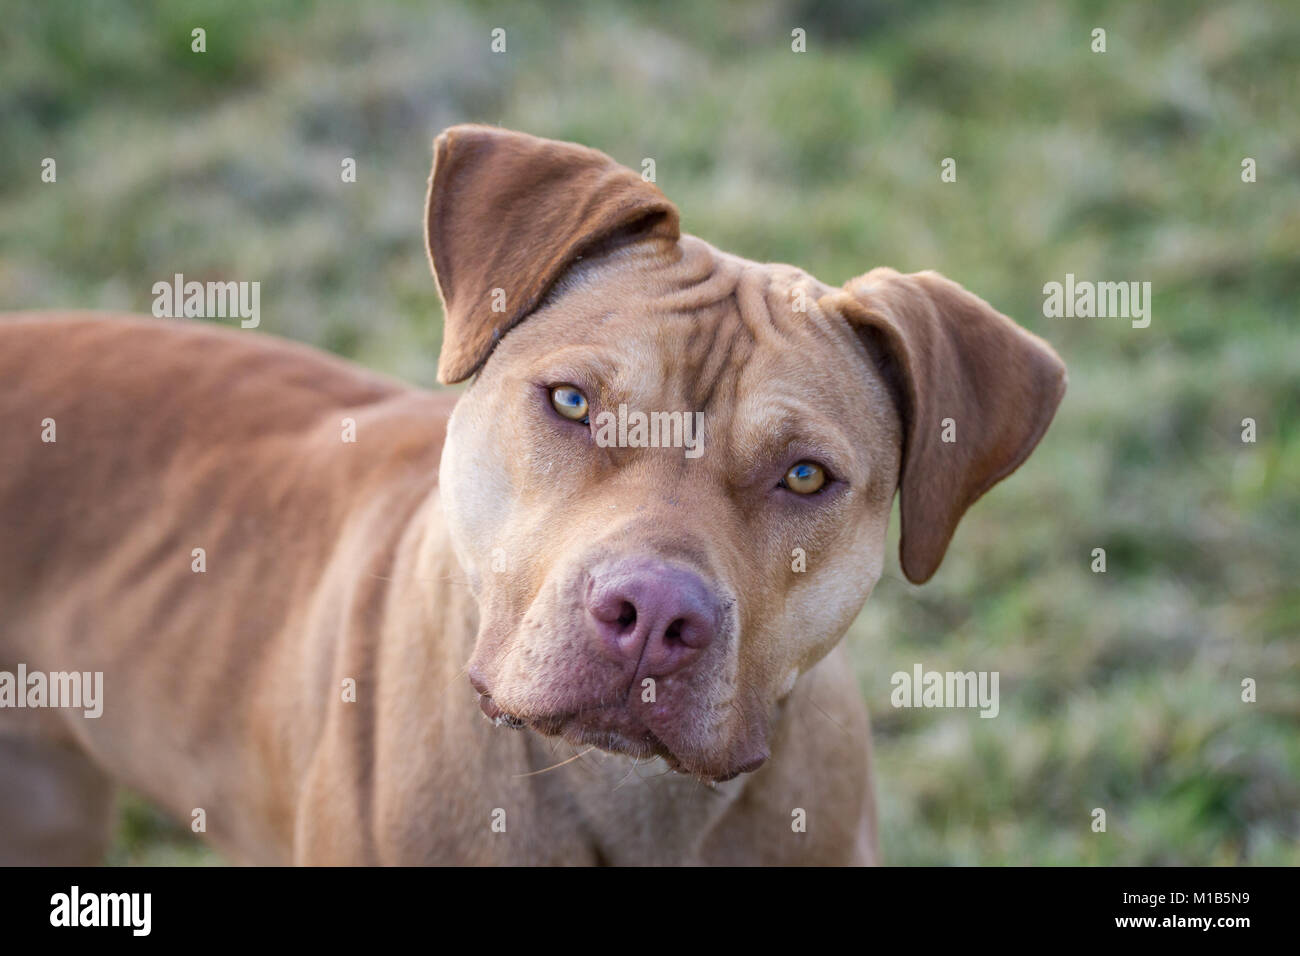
0,664,102,718
50,886,150,936
152,273,260,328
890,664,999,718
593,404,705,459
1042,273,1151,328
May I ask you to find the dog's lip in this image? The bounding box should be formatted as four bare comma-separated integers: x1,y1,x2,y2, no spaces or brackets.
474,689,674,763
474,688,767,782
476,692,525,728
477,692,633,743
711,749,770,781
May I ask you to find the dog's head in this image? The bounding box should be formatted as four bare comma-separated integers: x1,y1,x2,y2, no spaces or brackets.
427,126,1065,781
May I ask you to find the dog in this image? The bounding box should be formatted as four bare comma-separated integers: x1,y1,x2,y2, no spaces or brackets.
0,126,1066,865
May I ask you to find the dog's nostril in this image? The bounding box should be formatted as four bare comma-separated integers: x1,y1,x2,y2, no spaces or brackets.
664,618,685,644
616,602,637,630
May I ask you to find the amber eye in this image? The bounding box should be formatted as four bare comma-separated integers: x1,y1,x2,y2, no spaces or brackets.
782,461,827,495
549,385,589,423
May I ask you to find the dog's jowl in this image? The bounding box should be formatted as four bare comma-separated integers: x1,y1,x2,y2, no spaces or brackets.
0,126,1065,865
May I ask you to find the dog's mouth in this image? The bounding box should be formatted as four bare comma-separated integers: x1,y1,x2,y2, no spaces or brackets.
476,689,675,763
474,689,756,782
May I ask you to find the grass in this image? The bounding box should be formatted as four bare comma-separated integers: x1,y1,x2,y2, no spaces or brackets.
1,0,1296,864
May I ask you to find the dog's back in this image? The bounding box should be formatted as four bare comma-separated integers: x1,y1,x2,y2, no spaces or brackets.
0,313,442,648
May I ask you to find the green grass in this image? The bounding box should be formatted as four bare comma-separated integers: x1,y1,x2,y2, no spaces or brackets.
2,0,1296,864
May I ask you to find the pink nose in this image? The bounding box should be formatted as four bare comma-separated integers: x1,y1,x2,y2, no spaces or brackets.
586,558,721,676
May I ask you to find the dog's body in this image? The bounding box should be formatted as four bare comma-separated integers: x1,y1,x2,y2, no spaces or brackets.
0,314,873,865
0,127,1064,865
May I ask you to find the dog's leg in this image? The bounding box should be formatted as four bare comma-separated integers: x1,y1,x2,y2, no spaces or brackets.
0,734,116,865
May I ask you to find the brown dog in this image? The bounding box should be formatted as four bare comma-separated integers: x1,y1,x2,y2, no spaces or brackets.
0,126,1065,865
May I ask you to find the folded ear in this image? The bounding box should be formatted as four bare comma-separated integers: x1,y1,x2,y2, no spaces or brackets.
425,125,680,384
831,268,1067,584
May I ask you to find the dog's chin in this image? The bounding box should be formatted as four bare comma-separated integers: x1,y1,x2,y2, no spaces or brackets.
475,691,763,783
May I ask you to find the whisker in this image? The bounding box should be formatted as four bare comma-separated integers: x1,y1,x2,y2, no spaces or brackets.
367,571,472,589
514,746,598,778
612,756,642,791
807,697,852,736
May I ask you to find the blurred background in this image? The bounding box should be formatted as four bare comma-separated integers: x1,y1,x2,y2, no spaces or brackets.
1,0,1296,864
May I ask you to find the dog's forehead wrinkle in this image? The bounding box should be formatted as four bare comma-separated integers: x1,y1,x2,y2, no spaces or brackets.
643,270,829,414
653,235,743,308
733,264,782,343
658,304,752,412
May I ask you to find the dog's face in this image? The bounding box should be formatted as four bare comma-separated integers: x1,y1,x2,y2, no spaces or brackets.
427,126,1066,781
441,241,901,779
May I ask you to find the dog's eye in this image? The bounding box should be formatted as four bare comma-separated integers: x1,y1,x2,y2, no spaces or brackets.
549,385,589,424
781,461,827,495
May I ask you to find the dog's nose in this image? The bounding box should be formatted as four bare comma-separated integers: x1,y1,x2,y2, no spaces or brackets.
586,559,721,675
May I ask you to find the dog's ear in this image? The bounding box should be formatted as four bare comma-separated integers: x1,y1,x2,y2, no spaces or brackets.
829,268,1067,584
425,125,680,384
